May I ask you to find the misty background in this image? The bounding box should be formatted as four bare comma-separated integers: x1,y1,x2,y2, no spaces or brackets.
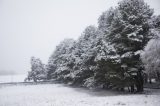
0,0,160,75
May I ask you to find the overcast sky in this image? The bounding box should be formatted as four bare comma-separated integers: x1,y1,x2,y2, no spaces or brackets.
0,0,160,74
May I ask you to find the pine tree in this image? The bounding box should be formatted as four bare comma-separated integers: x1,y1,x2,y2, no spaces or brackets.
47,39,76,82
98,0,154,92
71,26,100,86
27,57,47,82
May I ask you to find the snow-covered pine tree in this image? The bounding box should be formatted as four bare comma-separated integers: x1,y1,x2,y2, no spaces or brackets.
47,58,56,80
47,39,76,82
27,57,47,82
71,26,100,86
80,26,111,88
99,0,154,92
93,7,121,89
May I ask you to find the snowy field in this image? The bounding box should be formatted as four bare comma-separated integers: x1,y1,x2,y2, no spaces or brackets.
0,74,26,83
0,83,160,106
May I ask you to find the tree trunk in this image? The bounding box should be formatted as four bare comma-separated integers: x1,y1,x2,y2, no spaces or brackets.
136,70,144,92
156,72,160,82
131,85,134,93
149,77,152,84
33,77,37,82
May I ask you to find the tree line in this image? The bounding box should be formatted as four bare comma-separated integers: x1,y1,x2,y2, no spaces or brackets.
26,0,160,93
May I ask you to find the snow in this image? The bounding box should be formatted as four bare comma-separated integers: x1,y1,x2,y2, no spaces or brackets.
134,50,142,55
0,83,160,106
121,52,133,58
0,74,26,83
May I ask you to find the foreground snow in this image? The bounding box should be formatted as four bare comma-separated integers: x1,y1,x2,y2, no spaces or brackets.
0,83,160,106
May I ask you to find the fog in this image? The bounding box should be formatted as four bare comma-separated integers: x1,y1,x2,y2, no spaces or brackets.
0,0,160,74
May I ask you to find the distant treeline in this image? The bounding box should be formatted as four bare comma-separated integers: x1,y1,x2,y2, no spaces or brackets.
0,70,16,76
26,0,160,93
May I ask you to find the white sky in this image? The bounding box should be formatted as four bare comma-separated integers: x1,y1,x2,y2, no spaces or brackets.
0,0,160,74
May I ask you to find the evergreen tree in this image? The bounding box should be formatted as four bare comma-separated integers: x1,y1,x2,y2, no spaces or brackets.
27,57,47,82
71,26,100,86
98,0,154,92
47,39,76,82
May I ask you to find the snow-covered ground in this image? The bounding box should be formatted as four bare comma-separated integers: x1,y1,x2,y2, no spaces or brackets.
0,83,160,106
